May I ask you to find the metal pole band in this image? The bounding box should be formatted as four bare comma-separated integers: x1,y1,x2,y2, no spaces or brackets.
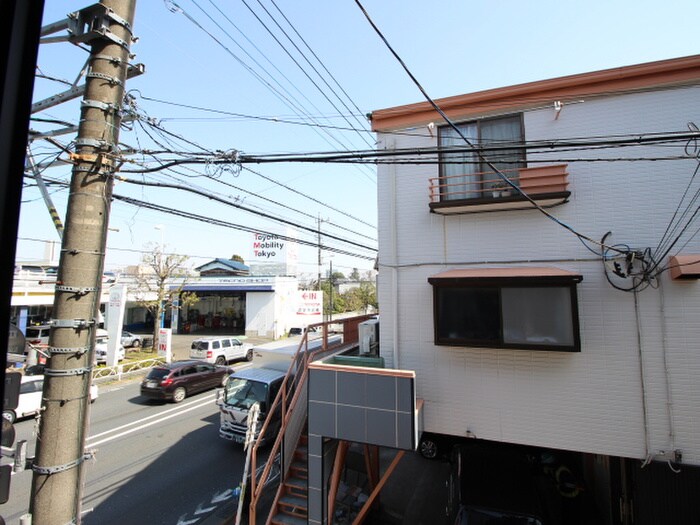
85,71,122,86
75,137,114,149
103,8,133,33
72,166,113,176
48,346,89,356
92,54,123,65
61,248,104,256
54,285,99,295
43,367,93,377
81,99,119,112
48,319,95,329
31,453,93,475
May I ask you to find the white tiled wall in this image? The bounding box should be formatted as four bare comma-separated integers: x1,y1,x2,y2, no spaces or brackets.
376,85,700,464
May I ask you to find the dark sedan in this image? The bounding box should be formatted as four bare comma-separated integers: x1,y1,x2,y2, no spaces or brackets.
140,360,233,403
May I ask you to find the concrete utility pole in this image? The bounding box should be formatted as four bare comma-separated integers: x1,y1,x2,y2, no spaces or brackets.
29,2,137,524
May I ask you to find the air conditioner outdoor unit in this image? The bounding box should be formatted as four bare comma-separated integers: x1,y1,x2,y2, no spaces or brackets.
359,317,379,356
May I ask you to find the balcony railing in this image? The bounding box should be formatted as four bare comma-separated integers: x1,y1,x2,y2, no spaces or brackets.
429,163,570,214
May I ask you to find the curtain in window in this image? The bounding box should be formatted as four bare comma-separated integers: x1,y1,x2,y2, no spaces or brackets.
480,116,524,189
439,123,478,200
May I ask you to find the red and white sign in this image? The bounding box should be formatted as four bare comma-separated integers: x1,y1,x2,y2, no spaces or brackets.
158,328,172,363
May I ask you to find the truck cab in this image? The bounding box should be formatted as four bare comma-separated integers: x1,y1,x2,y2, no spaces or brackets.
218,367,287,446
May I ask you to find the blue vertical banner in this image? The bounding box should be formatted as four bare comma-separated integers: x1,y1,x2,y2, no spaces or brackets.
171,298,179,333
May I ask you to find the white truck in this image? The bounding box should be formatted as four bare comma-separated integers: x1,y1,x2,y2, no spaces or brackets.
218,334,342,445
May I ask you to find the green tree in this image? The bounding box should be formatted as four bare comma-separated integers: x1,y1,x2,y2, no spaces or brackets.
342,282,377,313
349,267,360,281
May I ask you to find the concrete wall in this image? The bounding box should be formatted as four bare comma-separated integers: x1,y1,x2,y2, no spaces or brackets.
376,85,700,464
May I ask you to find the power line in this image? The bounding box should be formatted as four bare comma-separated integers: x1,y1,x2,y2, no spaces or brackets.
245,0,374,148
112,193,376,260
122,107,377,233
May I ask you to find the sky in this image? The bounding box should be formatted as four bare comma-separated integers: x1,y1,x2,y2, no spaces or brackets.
18,0,700,280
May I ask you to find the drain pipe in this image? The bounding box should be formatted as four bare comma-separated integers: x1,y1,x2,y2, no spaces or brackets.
633,286,651,465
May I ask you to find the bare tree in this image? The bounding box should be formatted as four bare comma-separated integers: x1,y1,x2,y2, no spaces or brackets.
131,245,198,350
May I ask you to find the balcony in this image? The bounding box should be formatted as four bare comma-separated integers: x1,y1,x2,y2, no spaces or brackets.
429,163,570,215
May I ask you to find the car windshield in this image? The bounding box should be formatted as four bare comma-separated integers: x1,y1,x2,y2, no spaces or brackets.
26,328,44,338
224,378,268,410
145,368,170,380
191,341,209,350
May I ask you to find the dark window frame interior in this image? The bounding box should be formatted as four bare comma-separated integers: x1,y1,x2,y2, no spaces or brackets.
429,274,582,352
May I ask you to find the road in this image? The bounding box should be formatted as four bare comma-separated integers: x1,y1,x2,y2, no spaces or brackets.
2,378,249,525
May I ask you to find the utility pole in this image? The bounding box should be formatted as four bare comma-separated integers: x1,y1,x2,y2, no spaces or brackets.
317,214,322,290
29,2,137,524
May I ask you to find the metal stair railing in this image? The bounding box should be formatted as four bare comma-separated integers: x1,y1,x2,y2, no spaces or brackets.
248,315,376,524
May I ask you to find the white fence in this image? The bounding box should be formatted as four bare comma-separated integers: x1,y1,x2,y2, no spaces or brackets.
92,357,165,382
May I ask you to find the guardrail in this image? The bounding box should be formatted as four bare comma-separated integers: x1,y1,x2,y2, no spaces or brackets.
92,357,165,382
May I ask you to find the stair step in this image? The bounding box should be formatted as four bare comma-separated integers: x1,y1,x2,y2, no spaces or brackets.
271,514,307,525
291,458,307,472
278,493,308,514
285,475,307,489
294,444,308,459
284,480,308,499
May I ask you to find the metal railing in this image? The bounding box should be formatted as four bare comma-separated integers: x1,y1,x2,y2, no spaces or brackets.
248,314,375,524
429,164,569,203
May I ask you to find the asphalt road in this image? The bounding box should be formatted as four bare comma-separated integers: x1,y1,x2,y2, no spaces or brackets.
2,378,250,525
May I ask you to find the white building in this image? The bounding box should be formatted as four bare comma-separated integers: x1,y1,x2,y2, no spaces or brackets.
369,55,700,522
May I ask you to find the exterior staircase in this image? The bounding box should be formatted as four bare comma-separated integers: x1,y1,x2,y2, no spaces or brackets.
269,433,308,525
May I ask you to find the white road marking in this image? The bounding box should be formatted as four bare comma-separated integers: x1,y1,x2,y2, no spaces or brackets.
194,502,217,515
211,489,233,503
176,514,199,525
86,395,216,448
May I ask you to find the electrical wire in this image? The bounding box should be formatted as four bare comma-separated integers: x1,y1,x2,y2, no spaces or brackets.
121,102,377,234
113,176,377,252
112,193,376,260
245,0,374,148
354,0,637,256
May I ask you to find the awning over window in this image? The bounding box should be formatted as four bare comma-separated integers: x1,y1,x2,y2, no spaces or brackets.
669,255,700,280
428,267,583,285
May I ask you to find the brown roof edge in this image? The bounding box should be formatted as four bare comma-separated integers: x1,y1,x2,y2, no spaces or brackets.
371,54,700,131
428,267,583,283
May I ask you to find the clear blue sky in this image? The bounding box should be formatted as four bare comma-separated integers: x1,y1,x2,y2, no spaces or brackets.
19,0,700,279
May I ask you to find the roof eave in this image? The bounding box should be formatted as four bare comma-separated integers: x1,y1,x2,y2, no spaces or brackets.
371,54,700,131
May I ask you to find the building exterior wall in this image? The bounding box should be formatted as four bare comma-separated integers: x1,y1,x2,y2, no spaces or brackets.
376,84,700,464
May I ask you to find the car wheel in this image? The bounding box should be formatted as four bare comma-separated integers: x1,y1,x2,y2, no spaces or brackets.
2,410,16,424
419,436,439,460
215,356,226,366
246,349,253,362
132,339,141,348
172,387,186,403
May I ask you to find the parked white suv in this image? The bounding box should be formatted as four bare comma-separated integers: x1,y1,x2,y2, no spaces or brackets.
190,337,253,365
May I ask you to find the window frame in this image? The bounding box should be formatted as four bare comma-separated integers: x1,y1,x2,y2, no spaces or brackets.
437,113,526,200
429,272,582,352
